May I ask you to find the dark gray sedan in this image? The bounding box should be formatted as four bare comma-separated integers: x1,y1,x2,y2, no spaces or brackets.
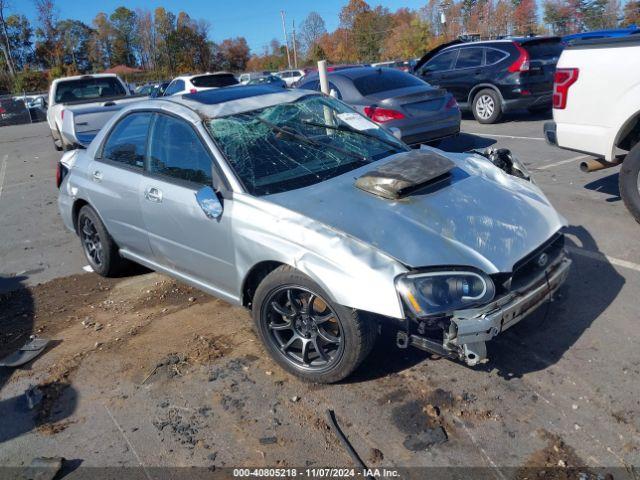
297,67,461,145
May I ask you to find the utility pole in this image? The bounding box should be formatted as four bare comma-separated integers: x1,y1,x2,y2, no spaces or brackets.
292,19,298,69
280,10,292,70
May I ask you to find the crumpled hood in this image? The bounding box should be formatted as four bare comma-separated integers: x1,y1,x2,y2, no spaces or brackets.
265,149,566,274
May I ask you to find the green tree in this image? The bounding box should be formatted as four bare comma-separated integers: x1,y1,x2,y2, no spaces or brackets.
57,19,92,72
621,0,639,26
110,6,137,66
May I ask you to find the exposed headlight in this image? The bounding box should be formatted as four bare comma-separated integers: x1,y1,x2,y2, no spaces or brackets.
396,270,495,317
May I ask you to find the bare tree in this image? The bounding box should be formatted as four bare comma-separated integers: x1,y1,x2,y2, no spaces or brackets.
0,0,16,76
299,11,326,57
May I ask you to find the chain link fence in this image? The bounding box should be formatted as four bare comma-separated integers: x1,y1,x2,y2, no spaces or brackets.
0,91,48,127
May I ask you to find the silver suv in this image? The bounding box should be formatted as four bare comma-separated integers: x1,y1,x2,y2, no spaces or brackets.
58,86,570,382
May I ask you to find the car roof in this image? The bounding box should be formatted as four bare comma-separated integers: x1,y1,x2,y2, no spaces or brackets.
174,72,234,81
300,66,405,82
160,84,313,118
53,73,119,83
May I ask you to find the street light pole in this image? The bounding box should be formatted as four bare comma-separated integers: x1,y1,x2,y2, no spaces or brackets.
280,10,292,70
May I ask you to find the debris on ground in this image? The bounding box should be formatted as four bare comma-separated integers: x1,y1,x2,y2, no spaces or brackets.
368,448,384,464
142,353,187,384
24,385,43,410
402,426,448,451
259,436,278,445
20,456,64,480
0,335,49,367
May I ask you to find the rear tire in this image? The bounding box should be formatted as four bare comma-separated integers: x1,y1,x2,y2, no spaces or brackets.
53,128,63,151
77,205,129,276
472,89,502,124
619,143,640,224
252,265,377,383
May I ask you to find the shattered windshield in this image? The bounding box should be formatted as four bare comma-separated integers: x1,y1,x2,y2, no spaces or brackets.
205,95,408,196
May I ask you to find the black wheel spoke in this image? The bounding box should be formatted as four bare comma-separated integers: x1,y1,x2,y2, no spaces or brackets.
301,338,311,364
271,301,294,319
269,320,292,331
312,337,329,362
312,311,334,324
287,289,300,313
317,327,340,344
281,335,300,352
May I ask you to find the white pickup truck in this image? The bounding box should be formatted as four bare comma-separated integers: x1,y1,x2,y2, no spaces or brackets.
544,35,640,223
47,73,142,151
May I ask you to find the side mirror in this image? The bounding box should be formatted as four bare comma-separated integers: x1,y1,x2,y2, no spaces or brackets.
196,186,223,220
389,127,402,140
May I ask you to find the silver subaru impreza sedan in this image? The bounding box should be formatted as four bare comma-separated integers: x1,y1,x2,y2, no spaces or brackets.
57,85,571,383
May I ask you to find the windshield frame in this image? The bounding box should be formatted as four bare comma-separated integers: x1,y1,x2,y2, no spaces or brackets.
203,94,409,196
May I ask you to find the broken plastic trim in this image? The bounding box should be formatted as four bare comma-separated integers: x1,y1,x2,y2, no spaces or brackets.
470,147,532,181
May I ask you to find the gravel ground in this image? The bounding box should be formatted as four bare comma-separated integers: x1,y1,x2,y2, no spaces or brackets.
0,115,639,478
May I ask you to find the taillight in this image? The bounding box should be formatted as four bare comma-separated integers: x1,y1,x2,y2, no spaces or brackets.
552,68,579,109
445,96,458,109
0,106,5,114
61,109,64,120
364,106,405,123
189,88,197,94
56,162,62,188
508,43,530,73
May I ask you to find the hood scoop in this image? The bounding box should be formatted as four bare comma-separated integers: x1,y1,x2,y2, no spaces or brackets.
355,150,455,199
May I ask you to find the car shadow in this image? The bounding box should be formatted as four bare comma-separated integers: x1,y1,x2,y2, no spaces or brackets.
483,225,625,379
584,171,621,202
438,132,496,152
461,109,552,123
0,275,78,442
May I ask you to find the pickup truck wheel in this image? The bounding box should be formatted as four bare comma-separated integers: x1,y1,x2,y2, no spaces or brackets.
620,143,640,224
472,89,502,124
77,205,129,276
252,265,376,383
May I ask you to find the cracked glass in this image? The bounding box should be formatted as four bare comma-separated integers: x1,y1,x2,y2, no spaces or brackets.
205,95,408,196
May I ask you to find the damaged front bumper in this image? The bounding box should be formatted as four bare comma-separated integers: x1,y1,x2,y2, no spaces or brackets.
400,253,572,366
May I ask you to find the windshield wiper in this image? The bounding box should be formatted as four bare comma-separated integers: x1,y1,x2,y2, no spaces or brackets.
301,120,407,152
251,116,368,164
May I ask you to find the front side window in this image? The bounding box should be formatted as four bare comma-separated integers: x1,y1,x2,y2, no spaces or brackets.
455,48,484,69
423,50,458,73
206,95,408,196
101,113,152,168
164,80,185,96
148,114,213,185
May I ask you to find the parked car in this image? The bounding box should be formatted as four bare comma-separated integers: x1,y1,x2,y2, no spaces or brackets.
57,85,570,382
47,73,139,151
371,60,415,72
136,84,156,96
275,69,306,87
238,71,271,85
562,25,639,45
297,66,460,145
150,81,170,98
0,96,31,126
544,35,640,223
415,37,563,123
247,75,287,89
163,72,238,96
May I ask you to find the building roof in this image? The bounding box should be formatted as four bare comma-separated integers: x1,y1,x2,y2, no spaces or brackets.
103,65,144,75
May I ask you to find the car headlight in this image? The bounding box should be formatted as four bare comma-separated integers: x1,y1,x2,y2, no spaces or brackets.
396,270,495,317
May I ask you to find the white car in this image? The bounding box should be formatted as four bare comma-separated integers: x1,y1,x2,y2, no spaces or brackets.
544,35,640,223
275,69,306,87
163,72,238,96
47,73,134,151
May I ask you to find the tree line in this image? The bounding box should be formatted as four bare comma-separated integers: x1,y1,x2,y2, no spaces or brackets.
1,0,639,93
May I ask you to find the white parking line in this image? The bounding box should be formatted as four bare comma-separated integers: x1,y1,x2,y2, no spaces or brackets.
534,155,590,170
569,246,640,273
0,154,7,201
465,132,546,141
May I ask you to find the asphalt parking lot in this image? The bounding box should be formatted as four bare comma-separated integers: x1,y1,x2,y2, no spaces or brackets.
1,114,639,477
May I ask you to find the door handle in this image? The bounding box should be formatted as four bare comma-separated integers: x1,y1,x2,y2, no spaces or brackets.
144,187,163,203
92,170,103,182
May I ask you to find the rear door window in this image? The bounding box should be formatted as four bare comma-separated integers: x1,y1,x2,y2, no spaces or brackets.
164,80,185,96
191,74,239,88
101,113,152,169
455,48,484,69
147,114,213,185
423,50,458,73
353,70,425,95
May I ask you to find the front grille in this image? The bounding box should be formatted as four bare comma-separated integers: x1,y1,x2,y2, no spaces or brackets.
491,233,565,294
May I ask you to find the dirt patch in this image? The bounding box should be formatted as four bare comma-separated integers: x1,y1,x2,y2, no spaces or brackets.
516,430,593,479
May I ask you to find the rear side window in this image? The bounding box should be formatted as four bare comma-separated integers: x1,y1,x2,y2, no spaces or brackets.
353,70,425,95
299,80,320,91
485,48,508,65
148,114,213,185
523,41,563,60
423,50,458,73
455,48,484,69
102,113,152,169
191,74,239,88
54,77,126,103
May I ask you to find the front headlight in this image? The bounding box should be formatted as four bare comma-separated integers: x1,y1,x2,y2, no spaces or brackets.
396,270,495,318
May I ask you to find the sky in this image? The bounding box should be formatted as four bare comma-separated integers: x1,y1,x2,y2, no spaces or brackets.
15,0,429,54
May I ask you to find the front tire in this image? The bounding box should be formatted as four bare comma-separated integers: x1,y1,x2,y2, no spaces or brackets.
472,89,502,124
252,265,376,383
620,143,640,224
77,205,129,276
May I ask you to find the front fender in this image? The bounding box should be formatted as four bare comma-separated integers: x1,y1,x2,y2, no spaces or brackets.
231,194,408,319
